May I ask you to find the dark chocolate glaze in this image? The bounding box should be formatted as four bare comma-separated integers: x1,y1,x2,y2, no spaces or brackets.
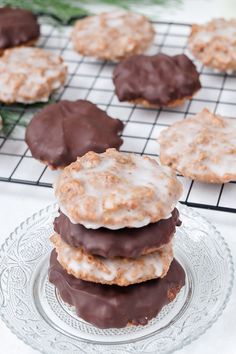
54,208,181,258
0,7,40,49
49,250,185,328
113,53,201,106
25,100,124,168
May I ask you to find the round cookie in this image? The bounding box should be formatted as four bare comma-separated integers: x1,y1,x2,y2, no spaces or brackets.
0,7,40,54
49,249,185,328
71,11,155,61
54,149,183,229
159,108,236,183
189,19,236,72
51,233,173,286
54,208,181,258
0,47,67,104
25,100,124,169
113,53,201,108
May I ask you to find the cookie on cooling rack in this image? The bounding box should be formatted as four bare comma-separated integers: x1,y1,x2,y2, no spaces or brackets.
0,7,40,54
25,100,124,169
71,10,155,61
0,47,67,104
159,108,236,183
113,53,201,108
54,148,183,229
51,233,173,286
188,18,236,72
49,250,185,328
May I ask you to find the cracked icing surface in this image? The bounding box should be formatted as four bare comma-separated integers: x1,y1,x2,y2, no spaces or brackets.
51,233,173,286
71,10,155,61
189,18,236,72
54,149,183,229
159,108,236,183
0,47,67,103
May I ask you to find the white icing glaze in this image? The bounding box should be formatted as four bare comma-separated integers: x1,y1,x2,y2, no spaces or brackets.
189,19,236,71
159,108,236,183
55,149,183,229
192,21,236,45
71,11,155,60
53,234,173,285
0,47,67,103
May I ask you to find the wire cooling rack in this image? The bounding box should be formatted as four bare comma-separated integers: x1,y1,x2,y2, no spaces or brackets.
0,20,236,214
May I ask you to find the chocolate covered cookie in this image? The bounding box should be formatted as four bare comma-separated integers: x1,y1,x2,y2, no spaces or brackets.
0,7,40,53
49,250,185,329
54,208,181,258
25,100,124,169
113,53,201,108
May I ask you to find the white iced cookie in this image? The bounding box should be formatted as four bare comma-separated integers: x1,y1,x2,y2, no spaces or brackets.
0,47,67,103
159,108,236,183
188,18,236,72
54,148,183,229
71,11,155,61
51,233,173,286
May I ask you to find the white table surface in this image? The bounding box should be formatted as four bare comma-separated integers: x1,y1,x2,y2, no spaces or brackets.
0,182,235,354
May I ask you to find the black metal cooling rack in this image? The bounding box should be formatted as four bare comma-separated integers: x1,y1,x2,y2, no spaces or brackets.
0,20,236,214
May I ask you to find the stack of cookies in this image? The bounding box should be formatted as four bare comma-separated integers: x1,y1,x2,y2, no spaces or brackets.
49,149,185,328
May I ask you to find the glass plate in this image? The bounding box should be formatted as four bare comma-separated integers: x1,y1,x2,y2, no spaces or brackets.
0,203,233,354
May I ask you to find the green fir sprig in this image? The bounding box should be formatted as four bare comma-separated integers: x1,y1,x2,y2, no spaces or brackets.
0,0,181,24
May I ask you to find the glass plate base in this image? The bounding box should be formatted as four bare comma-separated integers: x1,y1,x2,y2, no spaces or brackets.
0,203,234,354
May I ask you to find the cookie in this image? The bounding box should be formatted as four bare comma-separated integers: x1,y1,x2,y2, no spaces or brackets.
71,11,155,61
51,233,173,286
54,149,183,229
189,18,236,72
54,208,181,258
113,53,201,108
0,7,40,54
159,108,236,183
49,249,185,328
0,47,67,104
25,100,123,169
